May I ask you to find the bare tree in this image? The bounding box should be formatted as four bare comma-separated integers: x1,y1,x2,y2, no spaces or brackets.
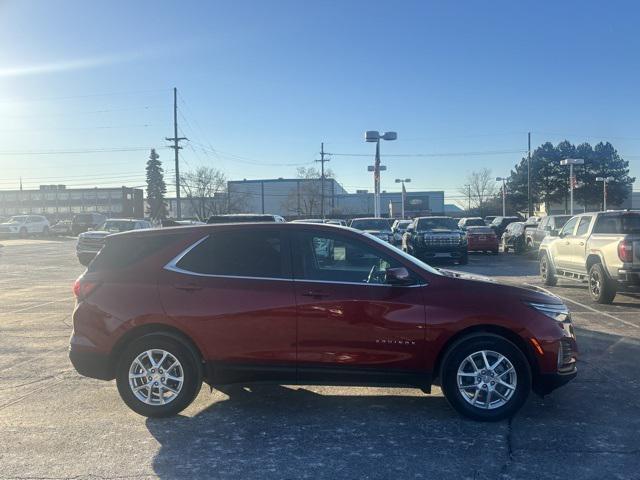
458,168,497,217
283,166,335,217
180,167,228,221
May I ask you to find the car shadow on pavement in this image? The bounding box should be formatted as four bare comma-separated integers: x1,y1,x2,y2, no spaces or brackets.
145,385,513,479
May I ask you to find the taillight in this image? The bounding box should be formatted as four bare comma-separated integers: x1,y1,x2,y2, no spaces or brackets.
73,276,100,301
618,239,633,263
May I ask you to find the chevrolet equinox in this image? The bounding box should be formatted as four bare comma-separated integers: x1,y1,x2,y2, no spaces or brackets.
69,223,577,421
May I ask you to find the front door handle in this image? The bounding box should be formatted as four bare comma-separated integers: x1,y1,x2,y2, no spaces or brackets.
174,283,203,292
579,241,585,246
301,290,330,298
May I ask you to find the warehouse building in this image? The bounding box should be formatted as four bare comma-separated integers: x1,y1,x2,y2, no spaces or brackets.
227,178,444,218
0,185,144,220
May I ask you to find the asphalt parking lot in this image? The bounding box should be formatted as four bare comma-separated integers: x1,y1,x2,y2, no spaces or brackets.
1,238,639,479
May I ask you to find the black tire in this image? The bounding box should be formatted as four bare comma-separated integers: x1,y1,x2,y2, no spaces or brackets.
116,334,203,417
458,253,469,265
588,262,616,304
440,334,531,422
540,253,557,286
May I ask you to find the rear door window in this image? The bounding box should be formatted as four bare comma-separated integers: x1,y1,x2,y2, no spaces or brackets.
175,230,288,279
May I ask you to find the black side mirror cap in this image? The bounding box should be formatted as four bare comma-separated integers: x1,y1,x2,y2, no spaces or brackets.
386,267,412,285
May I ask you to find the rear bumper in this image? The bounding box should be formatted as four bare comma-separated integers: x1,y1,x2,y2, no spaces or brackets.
617,267,640,287
69,348,112,380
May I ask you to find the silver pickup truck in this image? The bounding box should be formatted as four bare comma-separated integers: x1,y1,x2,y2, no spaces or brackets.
539,211,640,304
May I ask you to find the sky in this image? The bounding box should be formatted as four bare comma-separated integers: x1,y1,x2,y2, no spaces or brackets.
0,0,639,204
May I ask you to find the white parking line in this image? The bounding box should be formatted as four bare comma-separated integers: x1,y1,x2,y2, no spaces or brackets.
525,283,639,329
3,299,70,315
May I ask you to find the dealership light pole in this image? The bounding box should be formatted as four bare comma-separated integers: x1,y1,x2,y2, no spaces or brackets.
560,158,584,215
495,177,507,216
365,130,397,217
395,178,411,219
595,176,614,211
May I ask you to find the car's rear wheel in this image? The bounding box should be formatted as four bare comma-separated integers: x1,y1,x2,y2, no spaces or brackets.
540,253,557,286
116,334,202,417
588,262,616,304
440,334,531,421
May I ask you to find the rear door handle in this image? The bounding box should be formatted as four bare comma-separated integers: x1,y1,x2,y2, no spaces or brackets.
174,283,203,292
301,290,330,298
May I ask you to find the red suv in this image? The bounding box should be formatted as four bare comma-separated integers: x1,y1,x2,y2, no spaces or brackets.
69,223,577,421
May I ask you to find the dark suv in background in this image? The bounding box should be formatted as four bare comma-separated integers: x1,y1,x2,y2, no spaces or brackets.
489,216,521,239
402,216,468,264
70,222,577,421
72,212,107,236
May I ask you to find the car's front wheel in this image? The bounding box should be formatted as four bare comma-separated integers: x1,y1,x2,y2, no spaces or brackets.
116,334,203,417
440,334,531,421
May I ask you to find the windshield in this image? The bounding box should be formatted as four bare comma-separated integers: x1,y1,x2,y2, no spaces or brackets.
350,219,391,231
394,220,412,230
99,221,135,233
363,232,442,277
463,218,485,227
416,218,459,230
554,216,572,228
7,216,27,223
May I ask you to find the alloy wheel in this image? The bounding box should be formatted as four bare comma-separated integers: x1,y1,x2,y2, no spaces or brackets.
457,350,517,410
590,269,601,297
128,349,184,405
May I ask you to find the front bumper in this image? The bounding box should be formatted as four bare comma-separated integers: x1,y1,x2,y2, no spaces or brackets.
413,245,467,259
534,369,577,396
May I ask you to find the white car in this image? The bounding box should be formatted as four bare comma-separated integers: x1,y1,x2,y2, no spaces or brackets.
0,215,50,236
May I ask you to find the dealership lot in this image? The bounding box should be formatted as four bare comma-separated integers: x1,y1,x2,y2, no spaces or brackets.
1,239,639,479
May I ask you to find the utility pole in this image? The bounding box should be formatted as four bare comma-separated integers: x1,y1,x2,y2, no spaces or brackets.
527,132,532,218
315,142,330,219
165,87,188,219
560,159,584,216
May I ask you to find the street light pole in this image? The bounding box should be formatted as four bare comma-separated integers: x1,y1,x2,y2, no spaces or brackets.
596,176,614,211
495,177,507,216
365,130,397,218
395,178,411,219
560,159,584,215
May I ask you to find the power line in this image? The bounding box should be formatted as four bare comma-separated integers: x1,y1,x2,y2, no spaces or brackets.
0,146,163,155
329,149,527,158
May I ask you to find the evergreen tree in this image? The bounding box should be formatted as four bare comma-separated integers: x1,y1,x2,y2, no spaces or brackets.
506,140,634,213
145,148,168,220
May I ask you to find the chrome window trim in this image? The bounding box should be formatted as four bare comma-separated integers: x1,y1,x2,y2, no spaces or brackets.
164,234,426,288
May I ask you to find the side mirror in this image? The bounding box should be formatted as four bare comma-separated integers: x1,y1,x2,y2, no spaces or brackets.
557,230,565,238
386,267,411,285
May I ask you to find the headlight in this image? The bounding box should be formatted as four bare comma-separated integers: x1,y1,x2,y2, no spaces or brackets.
526,302,570,322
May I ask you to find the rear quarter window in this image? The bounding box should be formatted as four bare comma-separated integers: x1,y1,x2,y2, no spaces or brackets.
593,214,640,234
88,234,182,272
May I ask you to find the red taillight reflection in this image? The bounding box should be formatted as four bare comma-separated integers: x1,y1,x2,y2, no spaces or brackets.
73,277,100,301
